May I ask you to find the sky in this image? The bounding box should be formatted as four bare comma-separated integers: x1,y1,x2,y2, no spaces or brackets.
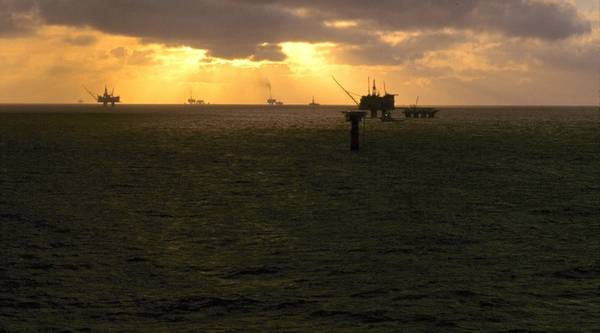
0,0,598,105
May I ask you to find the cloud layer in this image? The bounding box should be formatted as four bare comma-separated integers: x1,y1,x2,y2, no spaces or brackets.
0,0,592,61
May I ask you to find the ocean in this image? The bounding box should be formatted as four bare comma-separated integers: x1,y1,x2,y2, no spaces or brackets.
1,105,599,332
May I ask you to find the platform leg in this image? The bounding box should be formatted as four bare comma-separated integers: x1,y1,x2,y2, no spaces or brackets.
350,119,360,151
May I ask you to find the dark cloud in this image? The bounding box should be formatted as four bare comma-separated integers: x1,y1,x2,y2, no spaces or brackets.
486,37,600,74
0,0,593,64
263,0,591,39
251,44,286,62
334,32,468,65
34,0,338,60
0,0,37,36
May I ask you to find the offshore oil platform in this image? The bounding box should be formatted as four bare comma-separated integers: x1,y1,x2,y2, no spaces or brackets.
267,84,284,105
309,96,320,107
359,78,396,120
187,91,206,105
333,76,440,151
402,96,439,118
333,76,439,121
84,86,121,107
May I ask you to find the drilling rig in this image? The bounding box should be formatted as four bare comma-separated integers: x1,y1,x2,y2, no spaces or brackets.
84,86,121,107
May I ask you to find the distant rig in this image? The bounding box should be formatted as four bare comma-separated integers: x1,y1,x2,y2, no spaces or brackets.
84,86,121,107
266,84,284,106
187,90,206,105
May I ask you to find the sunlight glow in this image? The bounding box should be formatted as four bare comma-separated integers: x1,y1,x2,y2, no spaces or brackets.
324,20,359,29
280,42,334,75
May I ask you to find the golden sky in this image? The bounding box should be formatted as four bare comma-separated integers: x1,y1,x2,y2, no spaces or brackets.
0,0,598,105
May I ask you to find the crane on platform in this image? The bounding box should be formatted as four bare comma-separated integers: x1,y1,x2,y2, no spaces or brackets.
332,76,360,106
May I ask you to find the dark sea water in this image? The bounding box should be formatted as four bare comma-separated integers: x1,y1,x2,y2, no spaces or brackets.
1,105,599,332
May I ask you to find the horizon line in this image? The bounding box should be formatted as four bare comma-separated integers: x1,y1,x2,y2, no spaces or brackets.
0,103,598,108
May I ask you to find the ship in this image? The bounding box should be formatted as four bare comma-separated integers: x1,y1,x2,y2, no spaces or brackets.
309,96,320,107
